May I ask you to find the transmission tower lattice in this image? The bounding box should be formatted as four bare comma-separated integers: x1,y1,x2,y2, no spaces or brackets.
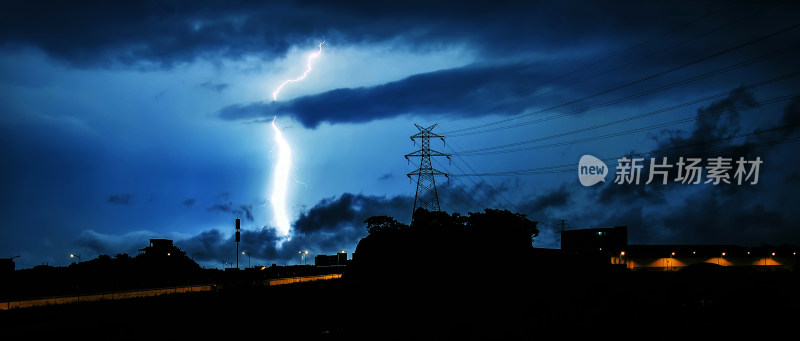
406,123,450,215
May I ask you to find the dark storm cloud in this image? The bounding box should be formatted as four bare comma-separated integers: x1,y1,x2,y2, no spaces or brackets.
178,192,412,264
5,0,799,268
484,89,800,247
66,193,413,265
74,230,156,256
294,192,412,234
234,205,254,222
598,88,758,203
219,62,566,128
779,96,800,136
212,2,800,130
658,192,788,244
523,185,571,214
207,202,232,212
0,0,761,68
0,1,298,68
178,229,234,262
586,90,800,245
183,198,195,206
206,202,254,222
435,180,520,214
199,81,229,92
107,194,133,205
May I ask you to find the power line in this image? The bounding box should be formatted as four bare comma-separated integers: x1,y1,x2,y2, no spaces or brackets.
448,45,800,137
455,88,800,156
434,158,495,209
434,157,509,212
457,99,792,156
424,1,756,128
451,125,800,176
445,142,522,213
442,21,800,136
430,165,489,213
446,178,483,213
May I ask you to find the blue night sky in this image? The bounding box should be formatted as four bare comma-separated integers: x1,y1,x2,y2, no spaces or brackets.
1,1,799,269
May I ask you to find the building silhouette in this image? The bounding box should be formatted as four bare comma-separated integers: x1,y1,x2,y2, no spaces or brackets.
561,225,627,254
1,258,14,274
562,226,798,271
141,239,175,256
314,250,349,267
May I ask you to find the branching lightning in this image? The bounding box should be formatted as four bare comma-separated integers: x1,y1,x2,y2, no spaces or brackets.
269,40,325,240
271,41,325,101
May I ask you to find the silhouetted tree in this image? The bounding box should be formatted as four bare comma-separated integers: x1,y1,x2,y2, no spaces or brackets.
365,215,407,234
354,208,539,280
410,208,468,231
466,208,539,249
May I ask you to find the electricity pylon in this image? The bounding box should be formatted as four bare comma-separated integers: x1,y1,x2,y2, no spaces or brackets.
406,123,450,216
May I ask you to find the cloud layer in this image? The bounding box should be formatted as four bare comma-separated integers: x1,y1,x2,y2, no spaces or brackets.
76,192,413,266
6,1,790,69
219,61,577,128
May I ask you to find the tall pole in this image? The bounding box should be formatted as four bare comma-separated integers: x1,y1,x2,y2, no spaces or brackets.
235,218,241,269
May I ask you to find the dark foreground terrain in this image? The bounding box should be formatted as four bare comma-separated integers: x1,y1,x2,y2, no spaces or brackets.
3,210,798,339
1,267,799,340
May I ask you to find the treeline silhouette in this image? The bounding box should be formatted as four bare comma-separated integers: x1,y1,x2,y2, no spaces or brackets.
352,208,538,281
1,243,346,302
3,208,799,339
345,208,549,338
344,208,800,339
1,243,204,301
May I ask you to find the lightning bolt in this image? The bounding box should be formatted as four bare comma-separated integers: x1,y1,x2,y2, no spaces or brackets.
272,41,325,101
269,40,325,240
270,116,292,238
